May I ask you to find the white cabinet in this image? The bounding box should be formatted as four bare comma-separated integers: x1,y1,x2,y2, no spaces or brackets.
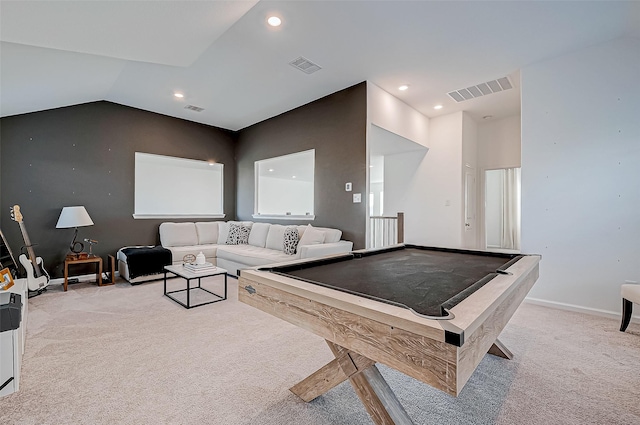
0,279,27,397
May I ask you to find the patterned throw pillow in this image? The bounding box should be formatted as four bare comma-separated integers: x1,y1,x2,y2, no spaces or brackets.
283,226,299,255
226,223,251,245
237,225,251,244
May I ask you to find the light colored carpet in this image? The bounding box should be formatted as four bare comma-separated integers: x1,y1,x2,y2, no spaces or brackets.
1,276,639,425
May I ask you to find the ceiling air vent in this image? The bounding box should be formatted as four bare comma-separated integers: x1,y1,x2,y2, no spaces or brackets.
289,56,322,74
184,105,205,112
448,76,513,103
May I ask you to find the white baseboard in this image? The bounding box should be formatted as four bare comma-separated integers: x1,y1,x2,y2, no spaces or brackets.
48,271,120,287
524,297,640,323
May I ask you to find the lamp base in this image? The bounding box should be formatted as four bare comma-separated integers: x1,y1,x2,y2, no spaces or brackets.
69,227,85,254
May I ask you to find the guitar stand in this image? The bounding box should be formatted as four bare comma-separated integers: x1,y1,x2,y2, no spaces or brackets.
28,286,47,299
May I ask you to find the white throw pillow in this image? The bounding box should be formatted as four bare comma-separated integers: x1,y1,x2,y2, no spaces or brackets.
195,222,219,245
248,223,271,247
160,222,198,247
265,225,287,251
217,222,231,244
298,225,325,246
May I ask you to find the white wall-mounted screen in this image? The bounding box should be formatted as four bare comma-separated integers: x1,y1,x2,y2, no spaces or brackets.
254,149,315,219
134,152,224,218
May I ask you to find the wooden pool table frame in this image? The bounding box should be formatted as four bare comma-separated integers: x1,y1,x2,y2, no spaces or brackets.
238,250,540,425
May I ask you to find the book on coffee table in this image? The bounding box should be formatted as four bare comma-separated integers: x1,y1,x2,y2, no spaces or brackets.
184,262,217,273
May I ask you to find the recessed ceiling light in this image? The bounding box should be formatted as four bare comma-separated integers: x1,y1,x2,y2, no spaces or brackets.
268,168,274,172
267,16,281,27
398,85,409,91
292,175,296,179
174,93,184,98
434,105,443,110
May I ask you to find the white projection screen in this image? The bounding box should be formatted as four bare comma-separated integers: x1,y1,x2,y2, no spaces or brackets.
134,152,224,218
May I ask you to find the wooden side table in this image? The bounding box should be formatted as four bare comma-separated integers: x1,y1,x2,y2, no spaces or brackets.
64,256,103,292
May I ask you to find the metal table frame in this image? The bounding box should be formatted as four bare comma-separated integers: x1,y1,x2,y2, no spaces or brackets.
163,265,228,309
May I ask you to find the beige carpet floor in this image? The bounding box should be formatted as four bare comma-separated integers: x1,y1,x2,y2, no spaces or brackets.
1,276,639,425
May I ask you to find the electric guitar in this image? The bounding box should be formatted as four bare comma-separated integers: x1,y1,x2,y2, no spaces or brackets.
10,205,50,292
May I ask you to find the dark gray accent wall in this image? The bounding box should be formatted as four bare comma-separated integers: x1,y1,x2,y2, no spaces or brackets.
236,82,368,249
1,101,236,278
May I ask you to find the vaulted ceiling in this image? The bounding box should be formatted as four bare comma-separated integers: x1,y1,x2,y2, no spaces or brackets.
1,1,638,131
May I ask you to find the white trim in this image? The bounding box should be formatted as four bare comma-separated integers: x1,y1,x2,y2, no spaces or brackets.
252,214,315,221
524,297,640,323
133,214,225,219
49,270,121,286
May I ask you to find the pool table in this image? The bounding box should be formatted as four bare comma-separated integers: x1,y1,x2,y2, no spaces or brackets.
238,245,540,425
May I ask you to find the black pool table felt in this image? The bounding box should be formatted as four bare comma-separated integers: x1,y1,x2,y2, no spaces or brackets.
268,246,520,318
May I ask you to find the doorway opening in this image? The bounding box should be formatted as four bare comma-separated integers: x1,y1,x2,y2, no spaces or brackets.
484,167,521,251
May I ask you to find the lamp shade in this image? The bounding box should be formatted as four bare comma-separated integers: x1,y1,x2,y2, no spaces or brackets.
56,206,94,229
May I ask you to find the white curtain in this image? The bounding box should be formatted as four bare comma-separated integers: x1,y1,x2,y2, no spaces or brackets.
501,168,521,250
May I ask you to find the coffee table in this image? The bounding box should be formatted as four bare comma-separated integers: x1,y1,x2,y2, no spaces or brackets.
163,264,228,309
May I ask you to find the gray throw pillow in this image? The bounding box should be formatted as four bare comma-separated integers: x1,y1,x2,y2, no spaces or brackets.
283,226,299,255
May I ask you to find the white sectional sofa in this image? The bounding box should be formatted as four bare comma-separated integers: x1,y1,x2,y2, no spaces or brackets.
118,221,353,282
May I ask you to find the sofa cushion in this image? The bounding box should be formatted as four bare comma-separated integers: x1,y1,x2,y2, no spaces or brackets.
248,223,271,248
226,223,251,245
265,224,287,251
217,245,299,267
283,226,300,255
316,227,342,243
195,222,219,245
217,222,230,244
160,222,198,247
298,225,325,246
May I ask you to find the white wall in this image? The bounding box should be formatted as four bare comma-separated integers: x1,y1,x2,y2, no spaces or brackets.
521,36,640,317
421,112,464,247
369,109,465,248
462,112,478,249
366,83,430,246
367,83,430,146
477,115,521,170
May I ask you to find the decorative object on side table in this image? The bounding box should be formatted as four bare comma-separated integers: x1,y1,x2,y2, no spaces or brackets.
84,238,99,257
56,206,94,254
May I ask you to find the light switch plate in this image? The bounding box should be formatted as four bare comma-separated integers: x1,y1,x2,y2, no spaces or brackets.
353,193,361,203
345,182,352,192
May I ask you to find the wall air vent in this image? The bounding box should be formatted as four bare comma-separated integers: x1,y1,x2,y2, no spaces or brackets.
289,56,322,74
448,76,513,103
184,105,205,112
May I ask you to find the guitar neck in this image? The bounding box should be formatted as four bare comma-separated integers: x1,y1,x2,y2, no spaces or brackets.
18,221,42,277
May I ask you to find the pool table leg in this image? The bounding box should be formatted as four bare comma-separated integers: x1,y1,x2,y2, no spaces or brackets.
290,340,413,425
488,338,513,360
